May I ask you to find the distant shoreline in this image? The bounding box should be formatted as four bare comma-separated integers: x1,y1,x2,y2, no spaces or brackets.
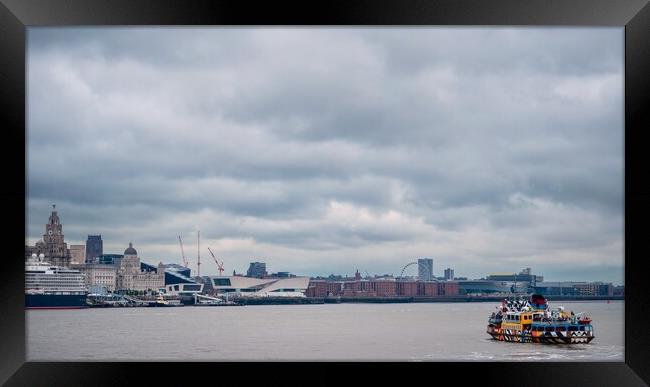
235,295,624,305
26,295,624,309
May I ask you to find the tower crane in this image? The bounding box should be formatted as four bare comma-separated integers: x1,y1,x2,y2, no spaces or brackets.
197,230,201,277
207,247,225,276
178,235,189,269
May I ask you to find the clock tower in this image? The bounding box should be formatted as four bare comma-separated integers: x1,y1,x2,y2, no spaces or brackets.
41,204,71,267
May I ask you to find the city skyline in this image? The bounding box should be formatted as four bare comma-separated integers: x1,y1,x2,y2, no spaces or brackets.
25,202,622,284
27,27,623,284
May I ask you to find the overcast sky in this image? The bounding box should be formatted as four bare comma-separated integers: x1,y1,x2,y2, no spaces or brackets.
26,27,623,284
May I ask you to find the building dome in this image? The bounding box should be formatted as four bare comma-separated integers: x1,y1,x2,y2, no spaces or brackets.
124,242,137,256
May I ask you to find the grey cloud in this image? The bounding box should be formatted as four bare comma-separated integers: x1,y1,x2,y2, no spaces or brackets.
27,27,624,284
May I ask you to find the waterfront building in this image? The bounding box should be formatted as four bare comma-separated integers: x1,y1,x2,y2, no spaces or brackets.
157,263,191,280
116,243,165,291
246,262,267,278
161,282,204,297
152,263,204,297
341,281,353,296
208,275,310,297
396,279,454,297
457,280,515,295
73,263,117,292
437,281,460,295
342,277,399,297
85,235,103,264
613,285,625,296
418,258,434,281
25,205,72,268
486,268,542,292
374,278,398,296
576,282,613,296
140,262,198,288
444,268,454,281
418,281,439,296
396,279,419,296
69,244,85,265
339,277,372,296
533,281,614,296
306,280,345,297
590,282,614,296
305,277,458,298
136,261,204,303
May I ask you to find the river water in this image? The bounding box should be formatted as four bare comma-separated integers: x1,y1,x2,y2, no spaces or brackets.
26,300,623,361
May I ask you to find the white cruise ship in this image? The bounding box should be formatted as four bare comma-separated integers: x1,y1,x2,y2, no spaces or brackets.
25,254,87,309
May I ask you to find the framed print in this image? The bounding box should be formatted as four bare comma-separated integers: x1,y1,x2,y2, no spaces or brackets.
1,0,649,385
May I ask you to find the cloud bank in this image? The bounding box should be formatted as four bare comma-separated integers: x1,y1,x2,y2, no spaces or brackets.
27,27,623,283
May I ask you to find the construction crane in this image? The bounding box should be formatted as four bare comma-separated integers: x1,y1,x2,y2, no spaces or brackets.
197,230,201,277
178,235,189,269
207,247,225,276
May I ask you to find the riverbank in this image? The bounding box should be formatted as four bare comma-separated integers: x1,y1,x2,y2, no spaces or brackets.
231,294,624,305
80,294,624,307
335,295,624,303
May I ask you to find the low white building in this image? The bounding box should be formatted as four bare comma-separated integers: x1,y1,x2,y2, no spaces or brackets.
209,276,310,297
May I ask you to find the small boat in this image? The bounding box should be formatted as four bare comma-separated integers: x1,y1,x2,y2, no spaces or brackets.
486,294,594,344
149,293,182,307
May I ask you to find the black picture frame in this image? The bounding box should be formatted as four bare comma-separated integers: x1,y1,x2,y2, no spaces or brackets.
1,0,649,385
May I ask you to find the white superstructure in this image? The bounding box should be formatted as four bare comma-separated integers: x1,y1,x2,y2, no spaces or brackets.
210,276,310,298
25,254,87,294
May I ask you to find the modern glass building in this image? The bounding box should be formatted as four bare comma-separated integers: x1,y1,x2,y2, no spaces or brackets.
246,262,267,278
418,258,433,281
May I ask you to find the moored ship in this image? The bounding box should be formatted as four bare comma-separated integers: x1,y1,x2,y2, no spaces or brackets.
486,294,594,344
25,254,88,309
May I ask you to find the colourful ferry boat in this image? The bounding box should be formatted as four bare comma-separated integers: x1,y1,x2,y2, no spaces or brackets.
486,294,594,344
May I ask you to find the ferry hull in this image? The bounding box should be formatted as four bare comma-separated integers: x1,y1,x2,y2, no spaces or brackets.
487,330,594,344
25,294,87,309
486,295,595,345
147,302,179,307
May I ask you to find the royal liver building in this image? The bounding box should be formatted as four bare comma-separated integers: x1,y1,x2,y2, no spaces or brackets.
25,205,72,268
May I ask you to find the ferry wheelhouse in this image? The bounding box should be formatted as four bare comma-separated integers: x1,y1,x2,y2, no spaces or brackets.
486,294,594,344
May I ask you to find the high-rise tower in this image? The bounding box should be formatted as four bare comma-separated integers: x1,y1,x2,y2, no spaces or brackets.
444,268,454,281
85,235,103,263
418,258,434,281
